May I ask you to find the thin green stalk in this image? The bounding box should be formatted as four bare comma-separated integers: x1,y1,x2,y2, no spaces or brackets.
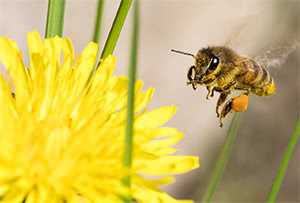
101,0,132,59
266,117,300,202
45,0,66,38
202,113,243,203
90,0,105,79
122,0,139,202
93,0,105,43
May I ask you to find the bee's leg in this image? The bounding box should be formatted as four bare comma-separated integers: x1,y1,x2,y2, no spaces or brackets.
222,80,236,91
214,80,236,117
210,86,216,98
206,86,211,99
186,81,197,90
192,83,197,90
219,99,233,127
216,93,229,118
219,93,249,127
234,85,251,95
212,80,236,95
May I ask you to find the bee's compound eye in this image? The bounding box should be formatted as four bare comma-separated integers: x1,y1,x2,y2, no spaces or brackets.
187,66,196,81
206,56,219,75
211,56,219,68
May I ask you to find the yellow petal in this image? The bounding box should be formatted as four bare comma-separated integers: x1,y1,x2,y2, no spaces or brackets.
44,36,63,68
0,181,28,203
74,42,97,87
133,184,193,203
135,106,177,129
0,36,31,108
0,74,17,136
135,88,154,112
90,55,116,91
143,132,184,150
133,174,175,187
61,38,74,69
0,184,9,196
137,156,199,175
27,30,43,81
27,31,43,53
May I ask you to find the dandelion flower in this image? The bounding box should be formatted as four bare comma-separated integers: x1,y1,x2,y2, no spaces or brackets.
0,31,199,203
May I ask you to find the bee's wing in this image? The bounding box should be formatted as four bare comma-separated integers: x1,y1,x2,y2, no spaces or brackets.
224,17,252,47
254,40,299,70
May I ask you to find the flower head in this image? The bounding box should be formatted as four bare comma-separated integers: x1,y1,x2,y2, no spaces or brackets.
0,31,199,203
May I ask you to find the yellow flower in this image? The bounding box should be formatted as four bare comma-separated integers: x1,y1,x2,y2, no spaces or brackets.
0,31,199,203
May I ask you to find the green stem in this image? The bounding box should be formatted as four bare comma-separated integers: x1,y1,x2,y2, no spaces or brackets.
45,0,66,38
101,0,132,59
122,0,139,202
93,0,105,43
266,117,300,202
89,0,105,79
202,113,243,203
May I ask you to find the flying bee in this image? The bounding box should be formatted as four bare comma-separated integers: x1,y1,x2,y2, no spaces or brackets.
171,46,276,127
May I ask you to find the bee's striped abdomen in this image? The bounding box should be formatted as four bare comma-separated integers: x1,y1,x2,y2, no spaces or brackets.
252,77,275,96
237,58,275,96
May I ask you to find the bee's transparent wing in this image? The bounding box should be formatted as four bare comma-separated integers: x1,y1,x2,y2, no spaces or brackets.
254,40,299,70
224,17,252,47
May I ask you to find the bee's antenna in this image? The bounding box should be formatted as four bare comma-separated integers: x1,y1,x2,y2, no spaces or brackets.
171,49,195,58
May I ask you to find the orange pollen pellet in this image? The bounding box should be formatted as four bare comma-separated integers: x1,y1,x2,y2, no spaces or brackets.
232,95,249,112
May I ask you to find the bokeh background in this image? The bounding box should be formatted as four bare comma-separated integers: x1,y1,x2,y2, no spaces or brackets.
0,0,299,202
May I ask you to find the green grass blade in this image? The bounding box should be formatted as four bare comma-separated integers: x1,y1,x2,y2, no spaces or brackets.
202,113,243,203
45,0,66,38
89,0,105,79
101,0,132,59
266,117,300,202
122,0,139,202
93,0,105,43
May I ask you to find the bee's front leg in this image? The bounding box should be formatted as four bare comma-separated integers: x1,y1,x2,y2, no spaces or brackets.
186,80,197,90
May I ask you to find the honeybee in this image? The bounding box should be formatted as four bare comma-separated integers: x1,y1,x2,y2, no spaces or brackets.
172,47,276,127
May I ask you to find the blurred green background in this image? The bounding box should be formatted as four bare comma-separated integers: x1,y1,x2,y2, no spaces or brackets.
0,0,298,202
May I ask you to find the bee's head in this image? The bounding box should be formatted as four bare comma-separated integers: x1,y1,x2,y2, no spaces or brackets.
171,48,220,89
193,47,220,80
195,46,239,77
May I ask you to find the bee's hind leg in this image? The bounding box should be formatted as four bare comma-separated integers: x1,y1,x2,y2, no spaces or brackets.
219,93,249,127
216,93,229,118
219,99,233,127
214,80,237,117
